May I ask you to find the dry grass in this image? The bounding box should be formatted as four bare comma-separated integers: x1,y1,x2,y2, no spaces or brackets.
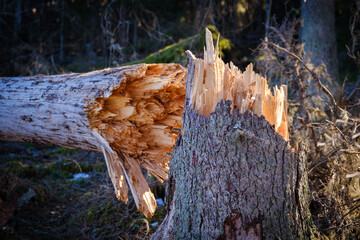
255,15,360,239
0,142,166,240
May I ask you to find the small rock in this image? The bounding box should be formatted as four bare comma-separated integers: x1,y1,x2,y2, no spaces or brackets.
17,188,36,209
156,198,164,206
69,173,90,181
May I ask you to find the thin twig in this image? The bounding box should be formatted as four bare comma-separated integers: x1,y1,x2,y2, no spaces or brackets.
42,179,52,190
268,26,290,49
345,78,360,101
309,147,342,173
325,120,350,146
267,26,306,111
263,40,340,116
65,158,83,173
297,116,321,154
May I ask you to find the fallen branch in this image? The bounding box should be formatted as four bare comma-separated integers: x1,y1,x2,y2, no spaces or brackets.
0,64,186,218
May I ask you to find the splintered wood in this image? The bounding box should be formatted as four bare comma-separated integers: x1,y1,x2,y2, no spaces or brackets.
86,64,186,218
190,29,289,140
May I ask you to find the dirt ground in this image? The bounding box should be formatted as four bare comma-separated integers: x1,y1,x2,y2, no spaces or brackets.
0,142,166,240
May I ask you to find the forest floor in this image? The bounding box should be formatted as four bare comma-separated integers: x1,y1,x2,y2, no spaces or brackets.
0,142,165,240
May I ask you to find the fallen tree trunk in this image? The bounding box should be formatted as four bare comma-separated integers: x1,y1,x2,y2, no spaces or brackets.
151,29,317,239
0,64,186,218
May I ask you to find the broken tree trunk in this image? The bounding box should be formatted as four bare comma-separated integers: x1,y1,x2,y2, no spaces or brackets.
151,29,316,239
0,64,186,218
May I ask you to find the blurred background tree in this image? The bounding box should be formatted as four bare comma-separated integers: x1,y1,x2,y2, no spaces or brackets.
0,0,296,76
1,0,357,81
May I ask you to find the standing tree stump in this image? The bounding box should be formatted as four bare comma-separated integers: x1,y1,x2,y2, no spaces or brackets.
151,29,317,239
169,102,314,239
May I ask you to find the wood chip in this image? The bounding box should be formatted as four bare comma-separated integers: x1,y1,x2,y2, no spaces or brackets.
190,28,289,141
87,64,186,218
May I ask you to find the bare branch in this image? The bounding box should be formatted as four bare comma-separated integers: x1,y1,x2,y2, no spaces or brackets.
263,40,340,115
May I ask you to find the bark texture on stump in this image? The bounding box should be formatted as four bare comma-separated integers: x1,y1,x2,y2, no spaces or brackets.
151,29,315,239
169,101,313,239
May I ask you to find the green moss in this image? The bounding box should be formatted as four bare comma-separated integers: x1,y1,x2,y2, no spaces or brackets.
85,206,97,222
49,159,91,176
71,178,86,186
126,25,232,65
150,206,166,226
4,161,36,178
78,162,93,172
81,191,94,199
34,164,51,177
4,154,102,182
53,147,80,157
4,160,71,180
93,162,106,173
84,200,116,224
49,170,68,179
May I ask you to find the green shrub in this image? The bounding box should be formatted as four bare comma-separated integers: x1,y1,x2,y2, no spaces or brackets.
127,25,232,65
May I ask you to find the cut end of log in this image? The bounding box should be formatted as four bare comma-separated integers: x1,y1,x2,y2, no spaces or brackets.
86,64,186,218
189,28,289,141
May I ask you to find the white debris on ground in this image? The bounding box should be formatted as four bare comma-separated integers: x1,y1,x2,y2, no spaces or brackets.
17,188,36,209
151,222,158,227
156,198,164,206
69,173,90,181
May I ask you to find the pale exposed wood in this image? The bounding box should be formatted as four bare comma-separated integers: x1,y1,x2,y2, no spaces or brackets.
85,65,185,218
189,28,289,140
0,64,186,218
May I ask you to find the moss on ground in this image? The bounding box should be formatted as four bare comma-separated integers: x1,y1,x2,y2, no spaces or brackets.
127,25,232,66
0,142,164,239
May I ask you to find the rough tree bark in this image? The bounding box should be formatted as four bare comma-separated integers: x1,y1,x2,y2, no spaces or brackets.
166,102,316,239
151,30,317,239
0,63,186,218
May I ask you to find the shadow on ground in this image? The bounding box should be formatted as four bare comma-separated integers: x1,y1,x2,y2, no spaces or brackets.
0,142,165,240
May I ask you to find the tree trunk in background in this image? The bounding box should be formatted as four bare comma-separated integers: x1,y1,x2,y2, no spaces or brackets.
13,0,21,41
301,0,339,88
60,0,64,63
